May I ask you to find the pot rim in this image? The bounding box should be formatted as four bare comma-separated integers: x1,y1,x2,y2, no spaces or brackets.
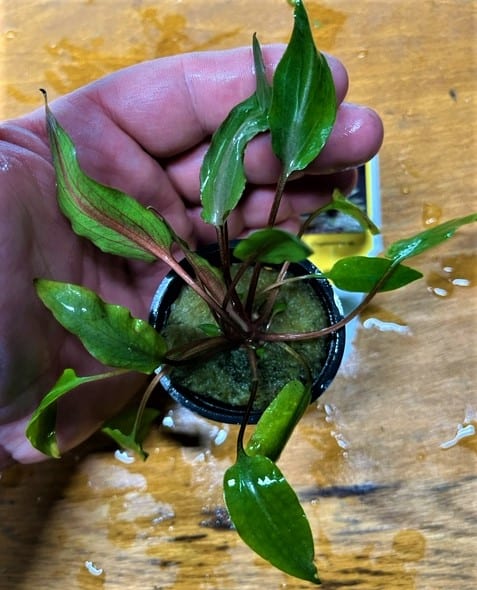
149,243,345,424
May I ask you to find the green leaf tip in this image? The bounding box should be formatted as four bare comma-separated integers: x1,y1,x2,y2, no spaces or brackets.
270,0,336,178
326,189,381,235
200,37,271,226
26,368,121,458
224,452,319,583
43,97,176,261
326,256,422,293
102,407,160,461
386,213,477,262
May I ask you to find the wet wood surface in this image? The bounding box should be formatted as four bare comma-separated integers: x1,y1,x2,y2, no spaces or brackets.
1,1,476,589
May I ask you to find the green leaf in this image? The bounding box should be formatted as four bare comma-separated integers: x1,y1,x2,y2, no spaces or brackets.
224,452,319,583
43,91,175,261
252,33,273,111
269,0,337,178
182,250,227,303
102,407,159,460
26,368,121,458
36,279,167,372
200,37,271,226
386,213,477,262
246,380,311,461
233,228,312,264
198,323,222,337
327,256,423,292
321,189,380,235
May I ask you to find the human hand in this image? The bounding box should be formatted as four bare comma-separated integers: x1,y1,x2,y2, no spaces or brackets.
0,46,383,466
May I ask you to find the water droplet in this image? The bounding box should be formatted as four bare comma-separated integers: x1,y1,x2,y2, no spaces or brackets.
440,423,476,449
400,185,410,195
5,30,18,40
114,449,135,464
362,317,411,334
213,427,228,446
357,48,368,59
331,431,350,449
360,305,411,334
440,254,476,288
324,402,339,422
422,202,442,227
84,560,104,577
452,278,471,287
426,254,476,298
426,271,454,298
162,415,175,428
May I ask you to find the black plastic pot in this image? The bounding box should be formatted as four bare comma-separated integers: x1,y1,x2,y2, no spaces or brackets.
149,244,345,424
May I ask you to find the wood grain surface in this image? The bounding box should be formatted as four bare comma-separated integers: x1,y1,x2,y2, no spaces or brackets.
1,1,476,589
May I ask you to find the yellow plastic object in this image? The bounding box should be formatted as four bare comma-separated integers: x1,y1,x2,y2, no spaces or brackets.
303,156,381,272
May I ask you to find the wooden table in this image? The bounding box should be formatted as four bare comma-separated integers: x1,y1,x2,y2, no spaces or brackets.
1,1,476,588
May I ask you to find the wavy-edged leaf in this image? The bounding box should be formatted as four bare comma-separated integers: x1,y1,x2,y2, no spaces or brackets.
269,0,337,177
246,380,311,461
43,91,175,261
36,279,167,372
200,37,271,226
233,228,312,264
386,213,477,262
26,368,122,458
327,256,422,292
224,451,319,583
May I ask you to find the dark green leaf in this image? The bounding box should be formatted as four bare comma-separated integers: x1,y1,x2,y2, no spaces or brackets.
43,91,175,261
200,39,271,226
386,213,477,262
327,256,423,292
224,452,319,583
26,368,121,458
233,228,312,264
246,380,310,461
269,0,337,177
102,407,159,460
36,279,167,372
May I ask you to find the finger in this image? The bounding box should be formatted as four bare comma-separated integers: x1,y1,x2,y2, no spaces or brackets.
163,102,381,202
235,169,358,228
185,168,358,244
34,46,349,159
244,103,383,180
98,46,349,156
304,103,384,174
